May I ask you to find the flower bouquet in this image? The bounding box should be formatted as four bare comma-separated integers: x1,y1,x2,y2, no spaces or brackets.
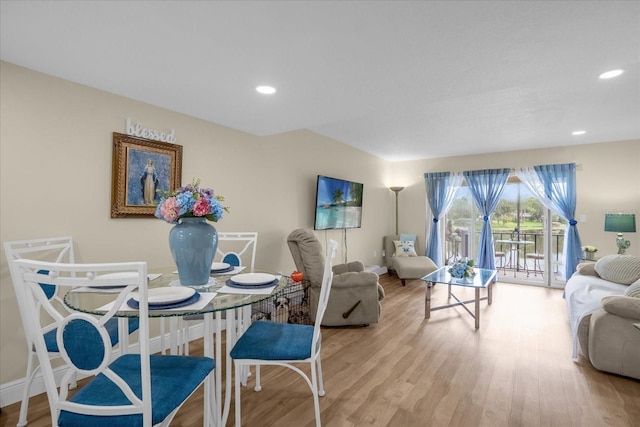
448,258,475,279
155,178,229,224
581,245,597,260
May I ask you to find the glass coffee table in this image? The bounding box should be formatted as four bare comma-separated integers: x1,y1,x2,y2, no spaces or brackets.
421,267,497,329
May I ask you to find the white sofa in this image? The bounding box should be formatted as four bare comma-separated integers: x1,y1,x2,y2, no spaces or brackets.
563,256,640,380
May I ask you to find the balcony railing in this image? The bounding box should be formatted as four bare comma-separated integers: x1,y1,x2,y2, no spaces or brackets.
445,230,564,270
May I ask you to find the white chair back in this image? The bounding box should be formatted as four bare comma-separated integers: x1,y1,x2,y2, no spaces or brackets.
216,232,258,269
312,239,338,346
10,259,150,425
4,238,75,349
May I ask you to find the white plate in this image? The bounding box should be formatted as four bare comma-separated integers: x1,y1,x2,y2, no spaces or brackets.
88,272,160,288
211,262,231,270
132,287,196,305
88,272,138,288
230,273,277,286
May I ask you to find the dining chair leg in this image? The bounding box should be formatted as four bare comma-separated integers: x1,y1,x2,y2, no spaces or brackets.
235,363,242,427
17,354,36,427
254,366,261,392
310,361,322,427
316,356,325,397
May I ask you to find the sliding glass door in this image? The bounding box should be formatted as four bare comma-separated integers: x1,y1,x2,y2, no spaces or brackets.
444,176,567,286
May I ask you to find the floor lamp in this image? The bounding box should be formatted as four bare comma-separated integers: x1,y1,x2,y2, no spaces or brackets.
390,186,404,235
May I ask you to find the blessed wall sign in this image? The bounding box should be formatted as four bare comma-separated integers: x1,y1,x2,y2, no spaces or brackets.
125,118,176,143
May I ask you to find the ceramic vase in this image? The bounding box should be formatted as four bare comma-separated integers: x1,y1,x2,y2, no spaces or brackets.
169,217,218,286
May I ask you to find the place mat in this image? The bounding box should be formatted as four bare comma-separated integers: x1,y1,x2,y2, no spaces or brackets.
97,292,216,312
72,273,163,293
226,278,279,289
210,266,246,276
218,275,281,295
127,292,200,310
211,265,234,274
217,284,277,295
168,277,217,289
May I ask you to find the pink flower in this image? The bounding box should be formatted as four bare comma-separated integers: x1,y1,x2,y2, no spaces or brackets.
193,198,211,217
160,197,179,222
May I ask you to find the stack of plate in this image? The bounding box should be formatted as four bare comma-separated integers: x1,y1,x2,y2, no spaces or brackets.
211,262,235,274
127,287,200,309
226,273,278,289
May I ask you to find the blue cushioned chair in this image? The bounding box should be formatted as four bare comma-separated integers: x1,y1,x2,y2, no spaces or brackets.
3,237,139,427
9,259,215,427
230,239,338,427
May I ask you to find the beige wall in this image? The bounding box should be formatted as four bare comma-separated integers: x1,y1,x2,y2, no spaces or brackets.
1,60,639,395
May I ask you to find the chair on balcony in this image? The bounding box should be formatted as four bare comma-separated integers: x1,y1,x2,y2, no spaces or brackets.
526,253,544,277
495,251,506,274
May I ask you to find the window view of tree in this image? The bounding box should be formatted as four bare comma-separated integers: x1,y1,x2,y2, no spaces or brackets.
444,178,567,283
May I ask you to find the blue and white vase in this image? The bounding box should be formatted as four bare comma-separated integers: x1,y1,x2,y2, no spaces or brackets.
169,217,218,287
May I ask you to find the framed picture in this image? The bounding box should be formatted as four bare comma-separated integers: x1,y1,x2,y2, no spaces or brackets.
111,132,182,218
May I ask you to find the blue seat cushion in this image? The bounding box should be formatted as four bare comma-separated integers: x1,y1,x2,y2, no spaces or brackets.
42,318,139,352
58,354,214,427
230,321,315,361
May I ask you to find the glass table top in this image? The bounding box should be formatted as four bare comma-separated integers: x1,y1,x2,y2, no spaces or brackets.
421,267,497,288
64,267,291,318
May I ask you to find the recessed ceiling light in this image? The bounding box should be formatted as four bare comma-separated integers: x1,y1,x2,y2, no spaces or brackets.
572,130,586,136
256,86,276,94
598,69,624,79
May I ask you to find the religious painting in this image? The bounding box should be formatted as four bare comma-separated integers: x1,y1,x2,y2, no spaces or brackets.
111,132,182,218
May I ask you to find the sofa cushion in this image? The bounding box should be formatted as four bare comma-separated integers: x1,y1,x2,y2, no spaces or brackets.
601,296,640,320
576,262,599,277
594,255,640,285
393,240,417,257
624,281,640,298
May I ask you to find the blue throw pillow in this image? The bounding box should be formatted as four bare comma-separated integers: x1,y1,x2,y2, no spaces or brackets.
399,233,416,242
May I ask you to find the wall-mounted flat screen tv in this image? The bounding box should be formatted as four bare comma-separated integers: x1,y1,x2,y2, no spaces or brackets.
314,175,364,230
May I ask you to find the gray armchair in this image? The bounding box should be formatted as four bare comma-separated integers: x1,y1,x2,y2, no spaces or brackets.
287,229,385,326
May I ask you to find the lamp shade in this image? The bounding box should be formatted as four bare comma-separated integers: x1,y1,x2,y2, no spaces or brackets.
604,213,636,233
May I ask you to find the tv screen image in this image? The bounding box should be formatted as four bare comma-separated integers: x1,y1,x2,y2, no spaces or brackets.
314,175,364,230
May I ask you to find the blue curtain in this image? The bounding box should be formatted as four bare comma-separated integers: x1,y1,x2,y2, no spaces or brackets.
517,163,582,280
424,172,462,267
463,168,510,269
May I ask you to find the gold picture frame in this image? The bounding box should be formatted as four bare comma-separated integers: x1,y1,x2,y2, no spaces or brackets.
111,132,182,218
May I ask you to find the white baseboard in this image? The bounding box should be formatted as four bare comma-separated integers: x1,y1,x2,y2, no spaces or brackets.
0,323,206,408
365,265,388,276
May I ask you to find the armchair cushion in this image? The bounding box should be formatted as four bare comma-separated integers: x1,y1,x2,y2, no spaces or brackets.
332,261,365,275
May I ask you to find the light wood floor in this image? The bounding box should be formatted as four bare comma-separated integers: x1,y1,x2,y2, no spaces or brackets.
2,274,639,426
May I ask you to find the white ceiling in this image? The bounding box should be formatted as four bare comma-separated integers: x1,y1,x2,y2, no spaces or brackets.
1,1,639,161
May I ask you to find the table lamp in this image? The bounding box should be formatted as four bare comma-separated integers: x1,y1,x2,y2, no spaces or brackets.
604,213,636,254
